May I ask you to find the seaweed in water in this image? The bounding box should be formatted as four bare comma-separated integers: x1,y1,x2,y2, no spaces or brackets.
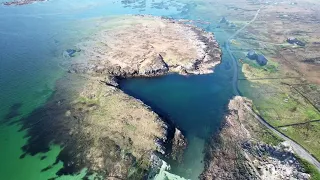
2,103,22,124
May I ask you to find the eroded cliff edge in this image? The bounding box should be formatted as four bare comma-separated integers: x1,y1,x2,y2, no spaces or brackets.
200,96,311,180
20,15,221,179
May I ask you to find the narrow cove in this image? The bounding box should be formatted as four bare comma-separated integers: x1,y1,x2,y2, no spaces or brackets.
119,53,235,179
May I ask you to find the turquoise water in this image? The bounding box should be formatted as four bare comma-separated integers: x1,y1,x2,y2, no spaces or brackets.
0,0,236,179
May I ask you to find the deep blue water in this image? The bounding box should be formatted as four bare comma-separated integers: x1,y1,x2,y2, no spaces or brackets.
121,70,233,138
120,53,234,178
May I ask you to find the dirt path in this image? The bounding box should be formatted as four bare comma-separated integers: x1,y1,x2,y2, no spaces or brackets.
225,8,320,171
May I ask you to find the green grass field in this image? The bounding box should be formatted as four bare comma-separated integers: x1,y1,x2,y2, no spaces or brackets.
237,51,320,161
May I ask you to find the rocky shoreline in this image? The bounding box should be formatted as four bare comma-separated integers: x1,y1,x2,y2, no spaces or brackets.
67,15,221,78
18,15,221,179
200,96,311,180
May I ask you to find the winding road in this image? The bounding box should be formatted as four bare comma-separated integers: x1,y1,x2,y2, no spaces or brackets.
225,8,320,170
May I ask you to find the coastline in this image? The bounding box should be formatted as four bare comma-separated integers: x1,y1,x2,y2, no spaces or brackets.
67,15,221,78
201,96,315,180
17,15,222,179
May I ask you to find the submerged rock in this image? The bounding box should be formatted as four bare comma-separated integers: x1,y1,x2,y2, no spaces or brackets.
171,128,187,163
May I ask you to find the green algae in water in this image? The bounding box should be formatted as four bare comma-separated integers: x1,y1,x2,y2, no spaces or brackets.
0,124,80,179
0,3,88,179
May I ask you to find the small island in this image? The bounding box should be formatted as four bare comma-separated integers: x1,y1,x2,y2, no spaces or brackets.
69,15,221,77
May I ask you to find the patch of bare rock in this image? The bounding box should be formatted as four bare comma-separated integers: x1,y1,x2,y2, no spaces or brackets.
171,128,188,163
200,96,310,180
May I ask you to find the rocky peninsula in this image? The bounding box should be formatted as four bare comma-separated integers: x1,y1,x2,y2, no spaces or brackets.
201,96,311,180
20,15,221,179
68,15,221,77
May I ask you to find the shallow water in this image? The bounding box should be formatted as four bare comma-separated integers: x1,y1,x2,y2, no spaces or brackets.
0,0,236,179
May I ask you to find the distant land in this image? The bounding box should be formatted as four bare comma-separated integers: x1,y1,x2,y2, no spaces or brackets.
2,0,46,6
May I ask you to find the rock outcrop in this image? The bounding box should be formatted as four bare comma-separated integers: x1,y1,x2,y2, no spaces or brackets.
171,128,188,163
139,54,169,76
67,15,221,78
200,96,310,180
242,141,310,180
